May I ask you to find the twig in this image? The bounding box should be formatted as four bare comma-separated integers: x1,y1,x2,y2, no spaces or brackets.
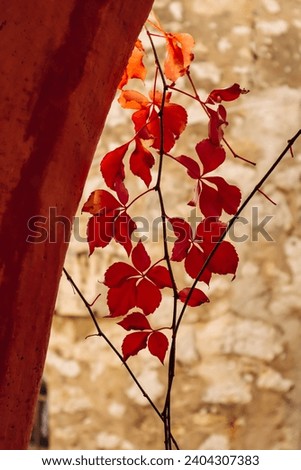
147,28,179,450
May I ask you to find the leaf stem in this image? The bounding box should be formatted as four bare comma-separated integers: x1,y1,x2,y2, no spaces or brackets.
126,187,155,210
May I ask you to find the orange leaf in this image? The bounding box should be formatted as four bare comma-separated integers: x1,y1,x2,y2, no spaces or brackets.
118,90,150,110
164,32,194,82
118,39,146,89
82,190,121,215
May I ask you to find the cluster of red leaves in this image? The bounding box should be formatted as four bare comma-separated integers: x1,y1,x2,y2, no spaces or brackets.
169,217,238,284
103,240,209,362
118,313,168,364
176,137,241,217
104,241,172,316
82,190,136,256
83,21,248,363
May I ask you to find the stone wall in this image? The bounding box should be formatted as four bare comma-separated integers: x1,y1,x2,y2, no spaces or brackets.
45,0,301,449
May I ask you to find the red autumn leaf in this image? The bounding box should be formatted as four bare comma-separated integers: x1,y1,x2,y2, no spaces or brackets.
107,277,137,317
163,100,188,140
104,262,139,288
207,83,249,104
207,105,228,146
113,211,136,256
178,287,209,306
206,240,239,276
129,138,155,187
184,244,212,285
148,331,169,364
198,181,224,218
114,179,129,206
100,142,130,202
164,32,195,82
122,331,150,361
86,213,115,255
117,312,151,331
175,155,201,179
204,176,241,215
169,217,192,262
131,108,152,142
196,139,226,174
136,278,162,315
146,265,173,288
131,240,151,273
118,39,146,89
82,190,122,215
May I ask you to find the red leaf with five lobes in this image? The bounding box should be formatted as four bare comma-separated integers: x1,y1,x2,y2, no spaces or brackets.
131,240,151,273
118,39,146,89
146,266,173,288
169,217,192,262
148,331,169,364
100,142,130,194
87,213,114,255
82,190,122,215
175,155,201,179
164,32,195,82
136,278,162,315
204,177,241,215
207,83,249,104
104,262,139,288
184,244,212,285
206,240,239,276
130,139,155,187
117,312,151,331
107,277,137,317
122,331,150,361
178,288,209,306
196,139,226,174
113,211,137,256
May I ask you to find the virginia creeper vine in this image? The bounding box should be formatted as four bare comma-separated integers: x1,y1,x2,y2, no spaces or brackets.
64,15,301,449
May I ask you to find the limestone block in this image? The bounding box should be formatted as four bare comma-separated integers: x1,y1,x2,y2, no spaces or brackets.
196,313,283,361
176,324,200,365
46,351,80,378
199,433,230,450
256,367,293,392
198,359,252,404
126,369,164,406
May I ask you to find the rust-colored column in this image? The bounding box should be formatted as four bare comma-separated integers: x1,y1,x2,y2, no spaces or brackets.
0,0,154,449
